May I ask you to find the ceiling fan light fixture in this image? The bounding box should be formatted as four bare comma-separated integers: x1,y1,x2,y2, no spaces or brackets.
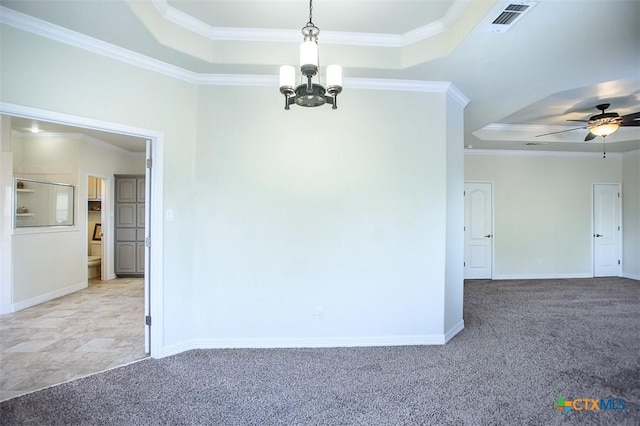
590,122,619,137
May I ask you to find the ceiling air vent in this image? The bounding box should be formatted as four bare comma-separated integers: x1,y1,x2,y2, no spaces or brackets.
479,1,537,33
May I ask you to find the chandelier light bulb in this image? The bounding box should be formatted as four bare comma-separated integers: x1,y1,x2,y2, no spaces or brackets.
279,65,296,89
300,41,318,70
326,65,342,88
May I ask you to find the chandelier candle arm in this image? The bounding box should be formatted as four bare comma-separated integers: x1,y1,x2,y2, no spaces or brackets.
278,0,342,110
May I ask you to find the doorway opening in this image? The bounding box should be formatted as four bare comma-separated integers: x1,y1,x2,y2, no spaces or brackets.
87,175,105,281
0,104,163,397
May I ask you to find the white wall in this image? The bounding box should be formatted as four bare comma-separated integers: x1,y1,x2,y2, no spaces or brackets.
622,150,640,279
465,151,623,278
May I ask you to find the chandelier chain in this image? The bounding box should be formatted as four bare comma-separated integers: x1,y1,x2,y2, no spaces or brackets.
308,0,313,25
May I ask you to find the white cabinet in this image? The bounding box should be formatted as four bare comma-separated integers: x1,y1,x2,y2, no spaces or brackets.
114,175,145,276
88,176,101,200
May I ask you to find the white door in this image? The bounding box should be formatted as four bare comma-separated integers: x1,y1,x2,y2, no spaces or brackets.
593,183,621,277
464,182,493,279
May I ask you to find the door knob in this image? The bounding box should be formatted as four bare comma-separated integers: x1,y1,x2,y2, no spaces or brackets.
594,234,603,237
484,234,493,238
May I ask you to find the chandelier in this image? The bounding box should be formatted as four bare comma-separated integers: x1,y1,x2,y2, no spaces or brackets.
279,0,342,110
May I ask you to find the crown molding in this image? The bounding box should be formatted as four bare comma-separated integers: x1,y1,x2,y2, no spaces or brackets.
0,6,199,84
152,0,300,44
474,122,640,144
464,149,622,159
195,75,467,105
402,0,468,45
0,6,466,98
347,78,446,92
193,74,277,86
446,85,470,108
346,79,468,107
150,0,471,47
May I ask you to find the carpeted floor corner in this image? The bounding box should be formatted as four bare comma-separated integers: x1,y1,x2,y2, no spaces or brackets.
1,277,638,425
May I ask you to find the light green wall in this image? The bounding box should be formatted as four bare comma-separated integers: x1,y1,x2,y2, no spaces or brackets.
0,117,13,313
1,24,198,346
622,151,640,279
2,23,465,351
190,85,461,346
444,95,464,334
465,152,625,278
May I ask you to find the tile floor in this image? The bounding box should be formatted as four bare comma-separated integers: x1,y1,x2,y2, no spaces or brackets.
0,278,148,401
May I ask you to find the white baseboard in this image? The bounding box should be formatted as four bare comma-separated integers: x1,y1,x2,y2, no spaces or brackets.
492,273,592,280
622,272,640,281
160,341,194,358
444,321,464,342
12,281,87,312
161,333,450,358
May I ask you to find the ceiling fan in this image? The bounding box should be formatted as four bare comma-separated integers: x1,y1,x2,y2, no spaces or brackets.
536,103,640,141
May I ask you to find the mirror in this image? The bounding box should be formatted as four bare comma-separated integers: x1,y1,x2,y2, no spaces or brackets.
15,178,75,227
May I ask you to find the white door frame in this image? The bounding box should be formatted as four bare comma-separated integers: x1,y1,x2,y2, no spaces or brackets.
464,181,495,279
86,174,112,281
144,140,152,353
592,182,622,277
0,102,164,358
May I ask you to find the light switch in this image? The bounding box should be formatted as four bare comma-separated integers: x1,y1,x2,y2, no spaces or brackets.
165,209,175,222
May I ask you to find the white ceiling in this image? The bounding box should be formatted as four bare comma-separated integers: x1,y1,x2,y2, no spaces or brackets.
1,0,639,153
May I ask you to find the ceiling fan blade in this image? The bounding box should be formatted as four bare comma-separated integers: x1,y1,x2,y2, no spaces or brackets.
620,111,640,126
620,111,640,119
535,126,587,137
584,132,596,141
567,119,589,123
